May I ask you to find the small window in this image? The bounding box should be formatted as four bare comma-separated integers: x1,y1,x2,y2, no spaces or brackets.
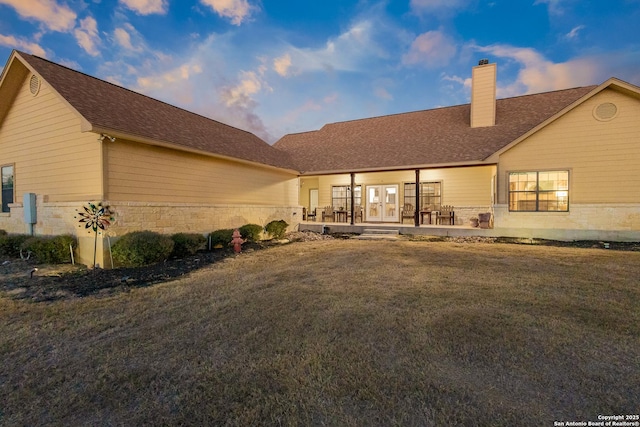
2,165,14,213
509,170,568,212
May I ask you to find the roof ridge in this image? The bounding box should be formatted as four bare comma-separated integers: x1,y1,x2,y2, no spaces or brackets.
16,50,259,139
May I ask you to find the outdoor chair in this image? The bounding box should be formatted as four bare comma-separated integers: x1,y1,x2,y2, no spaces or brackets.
401,203,415,223
307,207,317,221
436,205,455,225
322,206,335,222
352,205,363,222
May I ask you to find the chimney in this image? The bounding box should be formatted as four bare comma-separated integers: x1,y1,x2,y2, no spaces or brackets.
471,59,497,128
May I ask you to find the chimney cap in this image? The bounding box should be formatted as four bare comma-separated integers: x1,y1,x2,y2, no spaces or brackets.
478,58,489,65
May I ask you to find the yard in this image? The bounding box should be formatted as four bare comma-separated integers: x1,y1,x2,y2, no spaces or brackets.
1,238,639,426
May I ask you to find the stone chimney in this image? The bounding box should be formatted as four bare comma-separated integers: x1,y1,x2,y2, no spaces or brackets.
470,59,497,128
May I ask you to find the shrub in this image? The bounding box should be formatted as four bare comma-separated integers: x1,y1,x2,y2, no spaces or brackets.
209,229,234,249
0,234,31,257
265,220,289,240
239,224,263,242
171,233,206,258
20,235,77,264
0,229,7,236
111,231,174,267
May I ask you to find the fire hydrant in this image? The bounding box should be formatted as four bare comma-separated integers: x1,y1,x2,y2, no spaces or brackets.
231,229,245,253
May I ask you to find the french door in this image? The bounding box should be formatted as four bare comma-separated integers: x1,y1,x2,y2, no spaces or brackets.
366,185,398,222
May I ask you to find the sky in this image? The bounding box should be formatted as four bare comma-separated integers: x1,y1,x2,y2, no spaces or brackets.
1,0,639,143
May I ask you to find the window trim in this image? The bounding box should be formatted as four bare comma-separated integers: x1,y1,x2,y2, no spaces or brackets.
508,169,570,212
331,184,362,211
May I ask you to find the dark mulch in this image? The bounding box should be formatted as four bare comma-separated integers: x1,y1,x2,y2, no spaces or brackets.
0,242,271,302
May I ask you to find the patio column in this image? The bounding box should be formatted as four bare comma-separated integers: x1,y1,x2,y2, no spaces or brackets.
414,169,420,227
350,172,356,225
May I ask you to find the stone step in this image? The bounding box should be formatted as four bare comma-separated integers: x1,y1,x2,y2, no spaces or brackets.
354,229,400,240
362,229,399,235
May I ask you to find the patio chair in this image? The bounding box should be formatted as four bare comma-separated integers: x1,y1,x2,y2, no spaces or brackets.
401,203,415,223
321,206,335,222
307,207,317,221
352,205,363,223
436,205,455,225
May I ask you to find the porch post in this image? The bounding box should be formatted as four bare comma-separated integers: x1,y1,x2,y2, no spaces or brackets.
350,172,356,225
414,169,420,227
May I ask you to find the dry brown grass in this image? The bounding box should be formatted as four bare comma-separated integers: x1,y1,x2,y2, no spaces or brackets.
1,240,639,426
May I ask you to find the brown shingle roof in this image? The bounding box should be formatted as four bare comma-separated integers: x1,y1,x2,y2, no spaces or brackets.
274,85,596,173
16,51,295,170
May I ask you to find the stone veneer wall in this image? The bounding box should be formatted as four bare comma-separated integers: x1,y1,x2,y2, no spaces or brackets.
493,203,640,241
0,199,302,267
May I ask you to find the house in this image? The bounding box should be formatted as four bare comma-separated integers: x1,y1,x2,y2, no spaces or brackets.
1,50,639,267
0,50,300,266
275,62,640,242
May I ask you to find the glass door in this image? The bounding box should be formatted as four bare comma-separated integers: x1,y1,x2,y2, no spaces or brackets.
366,185,398,222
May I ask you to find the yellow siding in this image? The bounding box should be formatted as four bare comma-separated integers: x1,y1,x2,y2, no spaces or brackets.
299,177,319,209
498,88,640,204
105,140,299,205
471,63,496,128
0,75,102,202
310,166,494,208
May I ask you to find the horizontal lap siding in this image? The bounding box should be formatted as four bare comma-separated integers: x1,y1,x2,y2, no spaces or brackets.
0,76,102,202
498,89,640,204
313,166,494,207
105,140,298,205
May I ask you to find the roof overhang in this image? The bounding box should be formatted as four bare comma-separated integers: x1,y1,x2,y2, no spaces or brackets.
299,160,497,176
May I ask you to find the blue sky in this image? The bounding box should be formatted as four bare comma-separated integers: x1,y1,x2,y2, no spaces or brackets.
1,0,639,143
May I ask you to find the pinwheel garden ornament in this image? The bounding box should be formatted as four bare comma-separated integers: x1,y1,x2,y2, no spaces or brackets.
76,202,115,268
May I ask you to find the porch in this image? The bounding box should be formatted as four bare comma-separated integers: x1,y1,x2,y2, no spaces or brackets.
298,220,498,239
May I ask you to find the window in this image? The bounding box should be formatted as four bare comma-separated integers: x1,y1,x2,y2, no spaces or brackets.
403,182,441,210
509,171,569,212
331,185,362,211
1,165,14,213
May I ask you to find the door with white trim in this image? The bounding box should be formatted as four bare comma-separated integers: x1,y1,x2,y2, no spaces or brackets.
366,185,398,222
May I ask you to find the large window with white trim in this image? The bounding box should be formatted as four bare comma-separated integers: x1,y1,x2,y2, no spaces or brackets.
509,170,569,212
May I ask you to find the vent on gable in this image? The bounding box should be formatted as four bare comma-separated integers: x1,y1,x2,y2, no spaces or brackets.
29,75,41,96
594,102,618,121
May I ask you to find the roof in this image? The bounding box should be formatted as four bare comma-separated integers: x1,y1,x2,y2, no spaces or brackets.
11,51,296,171
274,85,597,174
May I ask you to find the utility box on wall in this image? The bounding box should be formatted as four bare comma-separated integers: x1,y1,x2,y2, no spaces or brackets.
23,193,37,224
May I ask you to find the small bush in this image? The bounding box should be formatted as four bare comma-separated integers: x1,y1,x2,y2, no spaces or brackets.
20,235,77,264
0,229,7,236
209,229,234,249
0,234,31,257
239,224,263,242
111,231,174,267
171,233,206,258
265,220,289,240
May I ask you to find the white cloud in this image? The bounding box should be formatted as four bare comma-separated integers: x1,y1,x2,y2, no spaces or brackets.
119,0,168,15
220,70,265,107
74,16,100,56
564,25,585,40
475,44,601,96
402,30,457,68
273,53,292,77
0,33,47,57
0,0,76,32
200,0,255,25
137,63,204,91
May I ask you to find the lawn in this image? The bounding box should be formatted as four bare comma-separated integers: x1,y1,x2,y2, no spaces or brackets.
1,239,639,426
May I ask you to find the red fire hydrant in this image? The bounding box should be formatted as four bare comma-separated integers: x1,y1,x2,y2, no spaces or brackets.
231,229,245,253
